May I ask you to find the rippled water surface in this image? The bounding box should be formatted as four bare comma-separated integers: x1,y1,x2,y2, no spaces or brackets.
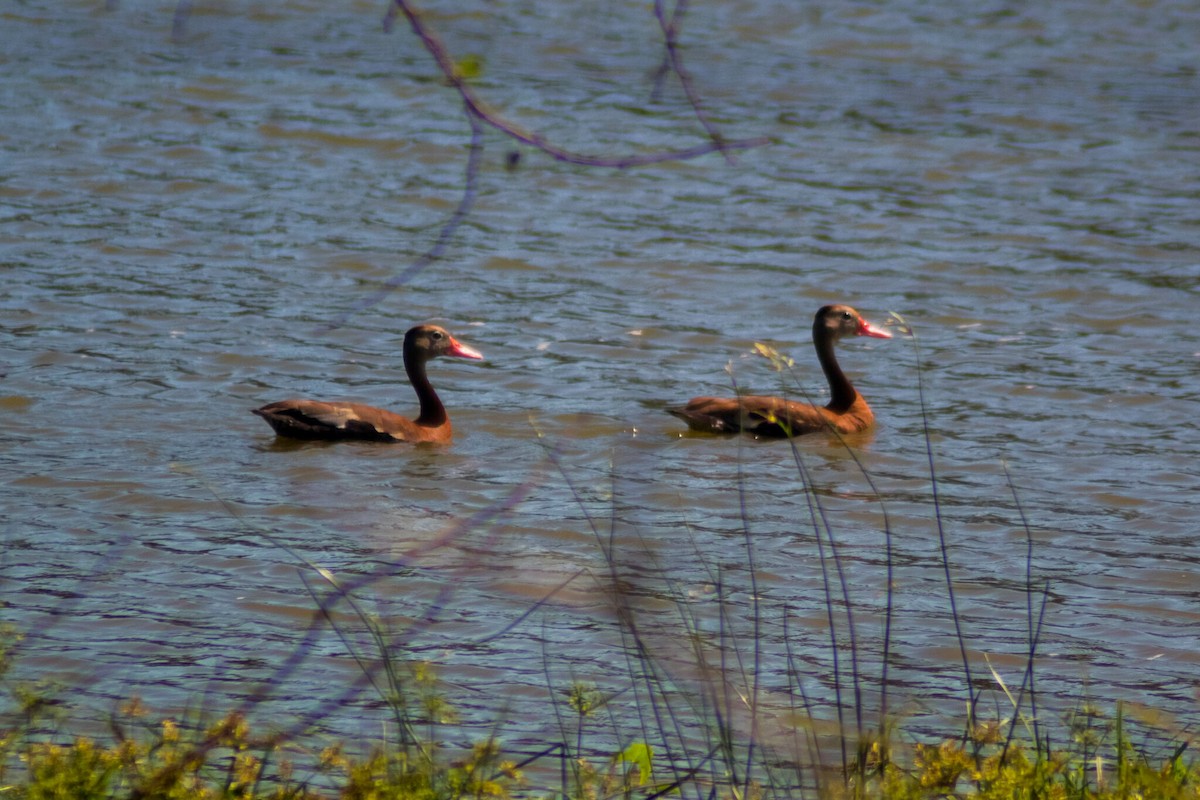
3,0,1199,771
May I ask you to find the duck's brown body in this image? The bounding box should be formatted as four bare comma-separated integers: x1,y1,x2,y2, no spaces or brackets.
253,399,459,443
252,324,482,444
668,305,891,438
671,393,876,437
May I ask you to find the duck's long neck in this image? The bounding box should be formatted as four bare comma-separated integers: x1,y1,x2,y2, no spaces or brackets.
815,330,857,413
405,348,447,426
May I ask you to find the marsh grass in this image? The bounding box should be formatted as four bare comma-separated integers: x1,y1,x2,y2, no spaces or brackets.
3,322,1197,798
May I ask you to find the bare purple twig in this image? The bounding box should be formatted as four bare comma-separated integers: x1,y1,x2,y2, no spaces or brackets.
321,109,485,332
335,0,768,325
386,0,768,167
651,0,739,165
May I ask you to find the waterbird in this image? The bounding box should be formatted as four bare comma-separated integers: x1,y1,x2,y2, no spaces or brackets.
253,324,483,443
668,304,892,437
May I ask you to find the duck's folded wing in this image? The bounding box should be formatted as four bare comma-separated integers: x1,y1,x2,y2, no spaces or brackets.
254,400,411,441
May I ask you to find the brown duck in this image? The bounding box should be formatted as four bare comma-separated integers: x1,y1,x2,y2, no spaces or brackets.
253,324,483,443
668,304,892,437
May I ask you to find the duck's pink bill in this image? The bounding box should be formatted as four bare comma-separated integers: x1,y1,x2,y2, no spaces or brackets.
448,338,484,359
857,318,893,339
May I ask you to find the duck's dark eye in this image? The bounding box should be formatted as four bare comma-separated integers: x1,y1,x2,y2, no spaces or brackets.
432,331,443,339
842,311,853,320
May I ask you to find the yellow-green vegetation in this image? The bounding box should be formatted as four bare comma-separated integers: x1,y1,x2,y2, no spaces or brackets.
856,708,1200,800
3,663,1197,799
4,707,1198,799
3,695,522,800
18,711,289,800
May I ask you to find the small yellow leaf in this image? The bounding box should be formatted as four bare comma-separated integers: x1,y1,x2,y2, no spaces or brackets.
453,54,484,80
753,341,793,371
887,310,913,336
617,742,653,785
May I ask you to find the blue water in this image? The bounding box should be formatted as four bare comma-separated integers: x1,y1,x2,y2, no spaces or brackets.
3,0,1198,781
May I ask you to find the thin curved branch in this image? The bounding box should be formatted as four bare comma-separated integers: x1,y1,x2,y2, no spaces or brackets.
387,0,769,167
652,0,738,165
321,108,484,331
329,0,768,324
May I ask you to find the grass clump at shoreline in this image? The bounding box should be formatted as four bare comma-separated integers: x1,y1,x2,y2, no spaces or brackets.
3,650,1197,799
